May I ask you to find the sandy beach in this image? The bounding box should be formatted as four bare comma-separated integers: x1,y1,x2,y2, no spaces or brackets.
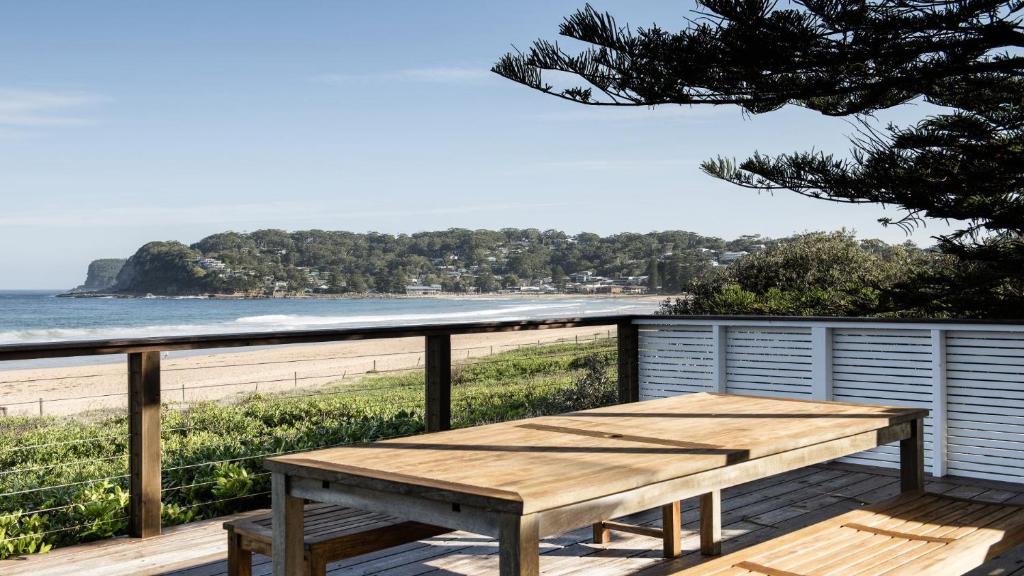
0,326,616,417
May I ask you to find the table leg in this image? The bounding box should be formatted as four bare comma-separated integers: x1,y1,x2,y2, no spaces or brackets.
901,417,925,492
700,490,722,556
271,472,305,576
498,514,539,576
662,501,681,558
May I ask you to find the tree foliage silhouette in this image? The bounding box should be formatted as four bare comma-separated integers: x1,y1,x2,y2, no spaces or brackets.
493,1,1024,316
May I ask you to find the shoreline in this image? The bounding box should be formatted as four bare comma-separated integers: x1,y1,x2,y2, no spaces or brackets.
0,294,660,355
0,326,617,418
57,291,667,301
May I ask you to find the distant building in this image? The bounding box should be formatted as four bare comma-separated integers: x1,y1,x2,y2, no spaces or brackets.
405,284,442,295
197,257,227,271
719,251,749,264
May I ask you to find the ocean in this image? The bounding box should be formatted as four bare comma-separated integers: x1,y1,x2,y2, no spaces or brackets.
0,290,658,345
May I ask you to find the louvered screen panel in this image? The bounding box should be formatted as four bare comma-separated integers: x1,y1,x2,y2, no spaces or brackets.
946,330,1024,483
634,320,1024,485
724,327,814,398
830,328,936,471
638,325,715,400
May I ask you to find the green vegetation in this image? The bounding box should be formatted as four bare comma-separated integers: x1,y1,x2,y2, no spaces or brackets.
661,232,933,317
0,340,615,558
494,1,1024,318
86,228,969,315
103,228,759,296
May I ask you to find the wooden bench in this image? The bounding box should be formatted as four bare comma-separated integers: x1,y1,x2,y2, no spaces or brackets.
670,491,1024,576
223,503,447,576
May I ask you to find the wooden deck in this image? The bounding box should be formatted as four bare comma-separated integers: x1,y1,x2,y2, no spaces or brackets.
4,464,1024,576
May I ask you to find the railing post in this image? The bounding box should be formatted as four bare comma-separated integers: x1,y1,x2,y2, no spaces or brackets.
712,325,727,393
425,334,452,432
128,351,161,538
617,320,639,403
931,329,947,477
811,326,833,400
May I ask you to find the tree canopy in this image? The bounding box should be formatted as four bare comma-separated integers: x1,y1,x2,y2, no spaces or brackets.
494,1,1024,317
662,231,928,316
102,228,750,296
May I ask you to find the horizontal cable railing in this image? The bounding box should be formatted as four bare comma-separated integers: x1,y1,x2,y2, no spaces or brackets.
0,316,636,557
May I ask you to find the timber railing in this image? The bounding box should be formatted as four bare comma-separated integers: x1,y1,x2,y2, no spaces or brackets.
4,313,1024,554
0,315,639,543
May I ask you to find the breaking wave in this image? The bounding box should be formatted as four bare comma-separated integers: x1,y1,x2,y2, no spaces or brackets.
0,298,655,345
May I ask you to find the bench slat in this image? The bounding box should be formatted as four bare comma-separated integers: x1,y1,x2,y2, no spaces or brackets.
223,503,448,575
670,492,1024,576
226,505,405,544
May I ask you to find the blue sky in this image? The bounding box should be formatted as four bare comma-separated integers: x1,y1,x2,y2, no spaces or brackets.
0,1,954,289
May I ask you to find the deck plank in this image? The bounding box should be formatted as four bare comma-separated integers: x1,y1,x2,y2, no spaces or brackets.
2,464,1022,576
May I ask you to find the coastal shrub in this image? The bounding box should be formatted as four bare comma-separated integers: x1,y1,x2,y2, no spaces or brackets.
0,511,51,557
160,502,195,525
73,481,129,538
542,353,617,413
0,339,616,558
660,231,927,317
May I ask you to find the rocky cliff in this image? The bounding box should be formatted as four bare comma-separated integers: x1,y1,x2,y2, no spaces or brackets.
70,259,126,293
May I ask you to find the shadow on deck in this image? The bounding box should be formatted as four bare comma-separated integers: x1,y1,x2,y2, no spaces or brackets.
4,463,1024,576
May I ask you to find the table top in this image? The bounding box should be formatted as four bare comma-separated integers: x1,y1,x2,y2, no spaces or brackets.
266,392,927,514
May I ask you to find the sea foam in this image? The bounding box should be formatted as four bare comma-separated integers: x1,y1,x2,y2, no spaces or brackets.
0,298,654,345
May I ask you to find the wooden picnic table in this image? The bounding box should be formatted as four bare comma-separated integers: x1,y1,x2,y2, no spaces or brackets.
265,392,927,576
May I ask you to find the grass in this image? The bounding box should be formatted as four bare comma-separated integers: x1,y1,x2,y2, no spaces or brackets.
0,339,616,558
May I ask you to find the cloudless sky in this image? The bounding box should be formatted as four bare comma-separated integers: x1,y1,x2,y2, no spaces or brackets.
0,1,955,289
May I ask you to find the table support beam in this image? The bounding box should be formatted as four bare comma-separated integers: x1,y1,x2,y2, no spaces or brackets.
595,520,663,539
272,473,305,576
663,501,682,558
700,490,722,556
901,417,925,492
498,514,539,576
536,423,911,539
